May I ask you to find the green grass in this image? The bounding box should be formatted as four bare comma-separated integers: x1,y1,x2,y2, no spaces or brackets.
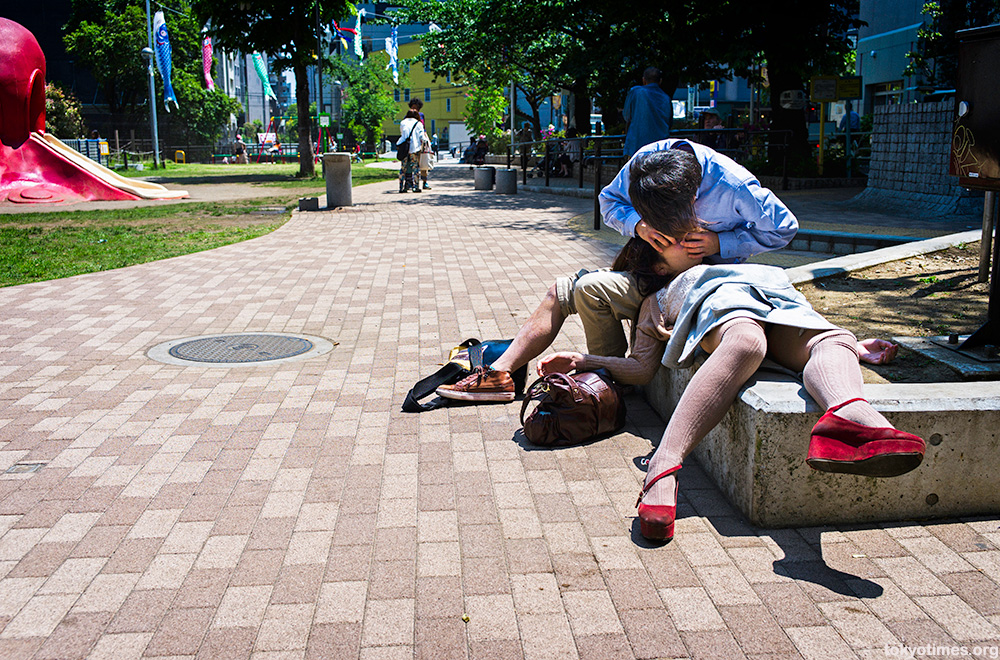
1,199,291,288
2,162,400,288
120,161,398,189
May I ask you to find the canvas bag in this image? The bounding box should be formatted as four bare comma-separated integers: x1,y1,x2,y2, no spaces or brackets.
401,338,528,412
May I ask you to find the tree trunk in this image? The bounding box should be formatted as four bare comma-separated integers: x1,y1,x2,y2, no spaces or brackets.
571,80,591,134
294,60,315,177
764,61,809,163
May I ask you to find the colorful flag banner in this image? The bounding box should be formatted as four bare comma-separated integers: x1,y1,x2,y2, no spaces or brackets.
252,52,277,101
354,11,364,59
202,35,215,91
385,26,398,84
152,11,179,111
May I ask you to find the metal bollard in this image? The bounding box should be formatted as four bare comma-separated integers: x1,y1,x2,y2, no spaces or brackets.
322,152,353,208
495,169,517,194
473,166,495,190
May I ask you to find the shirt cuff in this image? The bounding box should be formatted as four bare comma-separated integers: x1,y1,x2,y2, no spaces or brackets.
717,230,739,260
621,210,643,237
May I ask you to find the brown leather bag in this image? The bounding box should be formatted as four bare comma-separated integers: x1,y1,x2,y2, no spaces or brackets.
519,370,626,447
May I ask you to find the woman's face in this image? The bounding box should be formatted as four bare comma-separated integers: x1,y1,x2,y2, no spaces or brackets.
653,236,703,276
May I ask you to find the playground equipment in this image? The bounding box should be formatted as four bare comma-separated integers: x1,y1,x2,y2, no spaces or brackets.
0,18,186,204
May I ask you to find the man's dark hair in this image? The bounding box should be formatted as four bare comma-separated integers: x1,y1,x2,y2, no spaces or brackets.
408,98,424,110
628,149,702,238
642,67,662,84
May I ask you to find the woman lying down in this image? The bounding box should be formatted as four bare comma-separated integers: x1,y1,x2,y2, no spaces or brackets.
537,237,925,543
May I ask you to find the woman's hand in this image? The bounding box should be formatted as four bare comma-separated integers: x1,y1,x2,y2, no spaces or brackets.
537,351,585,376
857,338,898,365
635,220,673,254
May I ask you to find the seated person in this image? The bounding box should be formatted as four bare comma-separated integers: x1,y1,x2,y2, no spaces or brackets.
535,236,919,542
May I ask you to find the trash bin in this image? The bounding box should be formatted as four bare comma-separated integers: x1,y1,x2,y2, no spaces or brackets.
495,169,517,194
322,152,352,207
474,166,495,190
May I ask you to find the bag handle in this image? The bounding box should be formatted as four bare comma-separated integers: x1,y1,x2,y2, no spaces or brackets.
518,373,583,426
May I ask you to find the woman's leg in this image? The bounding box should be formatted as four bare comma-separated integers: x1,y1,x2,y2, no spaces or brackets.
643,318,768,506
766,326,891,428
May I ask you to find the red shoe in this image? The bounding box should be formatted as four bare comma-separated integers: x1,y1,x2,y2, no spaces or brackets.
807,398,925,477
636,465,681,541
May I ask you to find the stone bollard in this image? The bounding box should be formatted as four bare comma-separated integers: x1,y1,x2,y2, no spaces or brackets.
473,166,495,190
495,169,517,194
322,152,352,207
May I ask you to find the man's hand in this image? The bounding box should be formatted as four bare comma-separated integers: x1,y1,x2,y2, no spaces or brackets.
537,352,584,376
635,220,674,254
680,229,720,258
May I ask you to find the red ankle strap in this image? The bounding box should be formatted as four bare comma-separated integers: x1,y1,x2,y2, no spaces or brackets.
642,464,682,495
827,397,867,414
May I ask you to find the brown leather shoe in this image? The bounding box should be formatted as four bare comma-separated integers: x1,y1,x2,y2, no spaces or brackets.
436,367,515,402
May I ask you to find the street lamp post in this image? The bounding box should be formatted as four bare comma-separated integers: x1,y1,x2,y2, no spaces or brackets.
143,0,161,168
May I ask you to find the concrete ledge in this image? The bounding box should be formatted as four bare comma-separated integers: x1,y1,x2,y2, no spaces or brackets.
641,230,999,527
642,365,1000,528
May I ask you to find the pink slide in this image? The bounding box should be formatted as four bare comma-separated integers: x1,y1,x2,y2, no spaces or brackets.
0,17,186,205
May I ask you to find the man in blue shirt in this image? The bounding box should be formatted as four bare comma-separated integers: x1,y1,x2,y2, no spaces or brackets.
436,141,798,402
623,67,674,157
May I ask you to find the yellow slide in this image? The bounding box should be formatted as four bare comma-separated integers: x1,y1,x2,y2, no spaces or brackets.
34,133,188,199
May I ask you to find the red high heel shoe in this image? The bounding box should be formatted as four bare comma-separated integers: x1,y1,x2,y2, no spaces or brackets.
807,398,925,477
636,465,681,541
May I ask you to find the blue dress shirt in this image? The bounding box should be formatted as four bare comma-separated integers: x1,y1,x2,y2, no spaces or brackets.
599,139,799,264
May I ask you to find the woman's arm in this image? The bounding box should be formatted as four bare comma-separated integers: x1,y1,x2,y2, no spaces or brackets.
537,297,671,385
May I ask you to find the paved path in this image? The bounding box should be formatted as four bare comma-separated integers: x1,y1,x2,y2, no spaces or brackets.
1,163,998,659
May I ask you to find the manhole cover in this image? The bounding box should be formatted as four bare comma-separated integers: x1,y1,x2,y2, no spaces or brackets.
148,333,336,367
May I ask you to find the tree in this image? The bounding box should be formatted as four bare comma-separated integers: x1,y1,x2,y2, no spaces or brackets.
905,0,1000,89
63,3,148,121
326,52,397,149
45,83,87,138
463,84,508,143
192,0,354,176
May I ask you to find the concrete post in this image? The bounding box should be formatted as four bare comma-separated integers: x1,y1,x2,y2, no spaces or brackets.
495,169,517,194
473,166,495,190
322,153,352,208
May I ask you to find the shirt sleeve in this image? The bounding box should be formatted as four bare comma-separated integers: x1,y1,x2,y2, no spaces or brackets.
715,182,799,262
598,148,647,237
578,297,670,384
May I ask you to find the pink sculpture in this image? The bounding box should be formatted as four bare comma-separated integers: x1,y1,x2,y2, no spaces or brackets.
0,18,185,204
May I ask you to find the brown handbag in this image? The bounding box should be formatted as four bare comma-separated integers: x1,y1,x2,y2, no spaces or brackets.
519,370,626,447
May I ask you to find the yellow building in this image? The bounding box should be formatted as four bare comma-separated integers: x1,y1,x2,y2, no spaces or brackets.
381,39,469,148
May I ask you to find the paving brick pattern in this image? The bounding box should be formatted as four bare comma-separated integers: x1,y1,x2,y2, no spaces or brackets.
1,164,999,659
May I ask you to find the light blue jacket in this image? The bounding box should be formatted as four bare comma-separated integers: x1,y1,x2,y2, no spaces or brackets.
599,139,798,263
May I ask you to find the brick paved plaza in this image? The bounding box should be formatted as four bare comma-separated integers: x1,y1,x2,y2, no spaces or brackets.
1,163,998,659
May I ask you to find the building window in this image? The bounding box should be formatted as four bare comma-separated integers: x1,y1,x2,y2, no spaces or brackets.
424,60,431,73
393,89,400,102
446,98,451,112
424,88,431,102
431,119,436,135
404,88,410,102
404,62,410,73
446,72,451,83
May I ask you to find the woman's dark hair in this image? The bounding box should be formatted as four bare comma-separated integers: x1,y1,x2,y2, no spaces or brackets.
611,238,675,296
628,148,702,239
404,109,421,120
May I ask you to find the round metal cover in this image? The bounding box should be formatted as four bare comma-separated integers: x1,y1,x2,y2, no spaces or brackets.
148,332,335,368
169,334,312,363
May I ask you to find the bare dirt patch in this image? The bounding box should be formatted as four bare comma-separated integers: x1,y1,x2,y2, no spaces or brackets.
796,242,990,383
